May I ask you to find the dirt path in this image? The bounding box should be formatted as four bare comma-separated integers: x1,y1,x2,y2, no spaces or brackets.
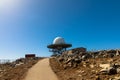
23,58,58,80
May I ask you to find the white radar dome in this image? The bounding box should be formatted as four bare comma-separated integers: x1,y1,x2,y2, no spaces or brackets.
53,37,65,44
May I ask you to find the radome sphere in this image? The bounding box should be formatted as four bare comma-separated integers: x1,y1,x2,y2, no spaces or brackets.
53,37,65,44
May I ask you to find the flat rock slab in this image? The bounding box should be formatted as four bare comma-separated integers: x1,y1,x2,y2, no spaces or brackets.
23,58,58,80
99,64,110,69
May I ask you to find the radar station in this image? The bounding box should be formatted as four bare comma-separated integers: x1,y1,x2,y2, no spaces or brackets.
47,37,72,54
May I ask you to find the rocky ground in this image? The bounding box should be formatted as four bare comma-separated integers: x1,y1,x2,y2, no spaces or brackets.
50,49,120,80
0,49,120,80
0,57,43,80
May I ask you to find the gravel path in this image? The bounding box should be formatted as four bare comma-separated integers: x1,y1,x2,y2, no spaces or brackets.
23,58,58,80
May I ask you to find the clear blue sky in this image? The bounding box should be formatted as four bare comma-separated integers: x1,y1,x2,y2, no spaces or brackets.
0,0,120,59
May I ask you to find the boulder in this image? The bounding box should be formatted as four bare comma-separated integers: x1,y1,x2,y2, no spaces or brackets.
99,64,110,69
117,68,120,74
107,67,117,75
100,67,117,75
100,68,108,75
116,50,120,56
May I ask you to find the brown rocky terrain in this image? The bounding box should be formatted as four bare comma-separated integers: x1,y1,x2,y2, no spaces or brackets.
0,49,120,80
0,57,43,80
50,49,120,80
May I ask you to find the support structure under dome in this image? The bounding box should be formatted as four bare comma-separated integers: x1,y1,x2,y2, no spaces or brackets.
47,44,72,54
47,37,72,55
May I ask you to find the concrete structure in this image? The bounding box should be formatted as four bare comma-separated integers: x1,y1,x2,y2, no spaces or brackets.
63,47,87,55
47,37,72,54
25,54,36,58
70,47,86,53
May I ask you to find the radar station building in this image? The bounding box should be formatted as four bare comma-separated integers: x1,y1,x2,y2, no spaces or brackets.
47,37,72,54
47,37,87,55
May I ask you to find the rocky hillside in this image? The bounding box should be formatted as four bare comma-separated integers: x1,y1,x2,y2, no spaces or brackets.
50,49,120,80
0,57,43,80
